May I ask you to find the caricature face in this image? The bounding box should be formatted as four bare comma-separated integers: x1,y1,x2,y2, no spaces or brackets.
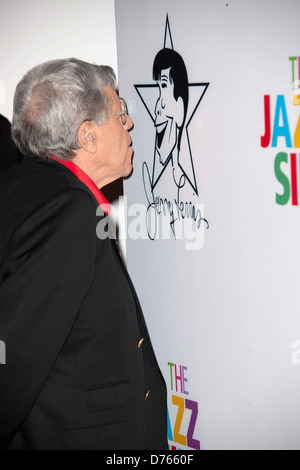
154,67,184,165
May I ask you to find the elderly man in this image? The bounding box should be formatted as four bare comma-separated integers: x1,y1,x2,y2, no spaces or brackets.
0,58,167,450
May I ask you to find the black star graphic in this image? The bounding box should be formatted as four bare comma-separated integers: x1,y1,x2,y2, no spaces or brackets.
134,14,209,196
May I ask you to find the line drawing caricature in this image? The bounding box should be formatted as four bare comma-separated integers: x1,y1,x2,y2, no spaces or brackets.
135,15,210,243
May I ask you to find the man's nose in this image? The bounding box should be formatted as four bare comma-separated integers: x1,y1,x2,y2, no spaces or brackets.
125,115,134,131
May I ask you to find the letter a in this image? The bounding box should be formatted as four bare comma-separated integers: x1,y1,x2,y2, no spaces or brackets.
271,95,292,148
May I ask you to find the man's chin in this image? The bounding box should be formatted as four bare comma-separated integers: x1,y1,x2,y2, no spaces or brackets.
123,161,133,179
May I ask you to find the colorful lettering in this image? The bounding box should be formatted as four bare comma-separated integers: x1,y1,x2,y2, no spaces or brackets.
174,364,183,394
168,362,200,450
271,95,292,148
274,152,290,205
261,95,271,148
294,113,300,147
290,153,298,205
289,56,300,88
262,94,300,149
289,56,298,87
172,395,187,447
167,406,173,441
274,152,300,206
168,362,174,390
182,366,189,395
169,362,189,395
185,399,200,450
262,58,300,207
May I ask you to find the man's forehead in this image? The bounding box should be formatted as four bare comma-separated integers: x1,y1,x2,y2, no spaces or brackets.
104,86,120,110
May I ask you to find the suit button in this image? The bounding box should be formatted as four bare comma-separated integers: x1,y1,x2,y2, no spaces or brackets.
145,389,150,400
138,337,144,348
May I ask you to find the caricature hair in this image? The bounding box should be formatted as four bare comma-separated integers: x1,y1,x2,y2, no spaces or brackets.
153,48,189,148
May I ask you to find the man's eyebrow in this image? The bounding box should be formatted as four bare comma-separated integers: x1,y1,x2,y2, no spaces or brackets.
161,74,169,81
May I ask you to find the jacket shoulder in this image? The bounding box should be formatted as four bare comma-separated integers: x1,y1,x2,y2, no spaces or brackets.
0,156,96,261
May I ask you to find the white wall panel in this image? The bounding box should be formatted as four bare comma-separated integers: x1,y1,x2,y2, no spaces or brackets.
115,0,300,450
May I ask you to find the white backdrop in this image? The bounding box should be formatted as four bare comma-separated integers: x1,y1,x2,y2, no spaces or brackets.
115,0,300,450
0,0,117,121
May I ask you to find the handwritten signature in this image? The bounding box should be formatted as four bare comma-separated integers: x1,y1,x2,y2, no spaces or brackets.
142,162,209,242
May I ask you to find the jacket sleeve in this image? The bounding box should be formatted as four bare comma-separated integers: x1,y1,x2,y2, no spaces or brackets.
0,188,97,448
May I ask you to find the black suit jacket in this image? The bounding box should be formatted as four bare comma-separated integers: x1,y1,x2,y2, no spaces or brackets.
0,156,167,450
0,115,22,178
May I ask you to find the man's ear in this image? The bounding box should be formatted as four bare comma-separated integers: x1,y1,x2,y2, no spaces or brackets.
77,121,97,153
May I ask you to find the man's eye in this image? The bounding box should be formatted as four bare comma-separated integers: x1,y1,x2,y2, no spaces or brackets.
162,83,167,89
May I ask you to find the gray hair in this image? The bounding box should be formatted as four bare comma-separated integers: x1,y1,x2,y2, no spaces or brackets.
12,58,116,160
